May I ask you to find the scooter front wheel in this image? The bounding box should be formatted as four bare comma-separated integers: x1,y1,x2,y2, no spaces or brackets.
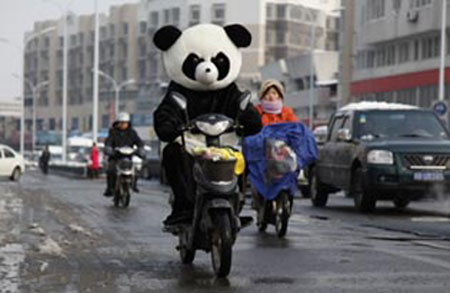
179,231,195,264
211,211,233,278
275,192,290,238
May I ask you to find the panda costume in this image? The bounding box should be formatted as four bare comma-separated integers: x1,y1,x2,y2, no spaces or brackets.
153,24,262,225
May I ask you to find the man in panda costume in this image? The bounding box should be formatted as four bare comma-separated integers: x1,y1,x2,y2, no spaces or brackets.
153,23,262,226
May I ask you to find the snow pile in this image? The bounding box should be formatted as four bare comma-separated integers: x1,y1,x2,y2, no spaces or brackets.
339,101,419,112
69,224,92,237
38,238,64,257
29,223,46,236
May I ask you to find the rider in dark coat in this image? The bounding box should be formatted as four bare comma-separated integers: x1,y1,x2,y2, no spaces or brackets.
103,112,144,197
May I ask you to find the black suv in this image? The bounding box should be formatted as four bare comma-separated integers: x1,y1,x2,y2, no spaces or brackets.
311,102,450,212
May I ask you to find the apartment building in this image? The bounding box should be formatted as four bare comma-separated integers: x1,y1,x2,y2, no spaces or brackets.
23,4,138,135
352,0,450,109
23,0,340,135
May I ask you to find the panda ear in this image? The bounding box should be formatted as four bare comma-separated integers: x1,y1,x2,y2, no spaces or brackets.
153,26,182,51
224,24,252,48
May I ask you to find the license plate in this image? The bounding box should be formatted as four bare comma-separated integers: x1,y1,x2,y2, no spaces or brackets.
413,172,444,182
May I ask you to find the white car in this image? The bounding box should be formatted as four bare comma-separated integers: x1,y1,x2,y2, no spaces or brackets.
0,144,25,181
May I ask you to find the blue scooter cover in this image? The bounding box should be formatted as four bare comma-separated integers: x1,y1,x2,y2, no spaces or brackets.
244,122,318,200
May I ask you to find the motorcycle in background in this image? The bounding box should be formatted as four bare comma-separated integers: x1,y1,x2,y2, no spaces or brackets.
113,146,137,208
244,122,318,238
164,91,252,278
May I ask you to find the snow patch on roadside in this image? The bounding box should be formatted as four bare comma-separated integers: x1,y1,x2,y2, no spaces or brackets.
29,223,46,236
69,224,92,237
0,243,25,293
38,238,64,257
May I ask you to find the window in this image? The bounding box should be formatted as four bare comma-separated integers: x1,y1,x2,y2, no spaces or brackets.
0,150,3,158
189,5,201,26
102,114,109,129
71,117,79,130
139,61,146,79
342,116,352,130
44,37,50,48
276,4,287,19
414,39,420,60
140,21,147,34
3,148,15,158
367,50,375,68
79,33,84,45
386,45,396,65
70,35,77,46
49,118,56,130
266,3,274,19
150,11,159,27
123,23,129,35
399,42,410,63
212,3,226,25
172,8,180,25
110,24,115,37
366,0,385,21
410,0,432,9
139,42,146,57
329,116,344,142
164,9,170,24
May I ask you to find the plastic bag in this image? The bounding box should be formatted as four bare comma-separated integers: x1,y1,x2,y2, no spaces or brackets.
265,139,297,183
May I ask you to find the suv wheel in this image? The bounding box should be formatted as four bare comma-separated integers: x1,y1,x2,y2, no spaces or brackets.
352,167,376,212
310,173,329,207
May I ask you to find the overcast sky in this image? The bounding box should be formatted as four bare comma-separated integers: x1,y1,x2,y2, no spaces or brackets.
0,0,137,102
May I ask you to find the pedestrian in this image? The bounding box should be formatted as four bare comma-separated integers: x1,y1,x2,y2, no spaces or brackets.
39,145,51,174
90,142,100,179
256,79,299,126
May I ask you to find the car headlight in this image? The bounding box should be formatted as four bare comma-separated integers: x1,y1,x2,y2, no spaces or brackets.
195,120,231,136
367,150,394,165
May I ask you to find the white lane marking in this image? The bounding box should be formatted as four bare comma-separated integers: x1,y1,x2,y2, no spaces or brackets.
410,217,450,223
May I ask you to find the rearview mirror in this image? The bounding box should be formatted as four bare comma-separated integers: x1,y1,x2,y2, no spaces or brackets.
239,90,252,112
170,91,187,110
337,128,352,142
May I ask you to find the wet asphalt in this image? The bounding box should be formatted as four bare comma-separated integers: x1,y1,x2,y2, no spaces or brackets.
0,171,450,292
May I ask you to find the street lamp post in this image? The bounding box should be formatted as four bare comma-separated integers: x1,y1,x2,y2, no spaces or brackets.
300,7,318,129
439,0,447,101
42,0,75,162
0,27,55,155
12,75,49,154
95,69,136,119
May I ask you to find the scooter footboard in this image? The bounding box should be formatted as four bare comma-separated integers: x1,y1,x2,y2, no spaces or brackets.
202,198,240,233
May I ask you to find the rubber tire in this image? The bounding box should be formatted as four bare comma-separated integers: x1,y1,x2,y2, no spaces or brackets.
352,168,376,213
10,167,21,181
257,202,268,232
275,192,289,238
211,211,233,278
393,197,410,210
299,185,311,198
179,232,196,264
310,173,329,207
123,182,130,208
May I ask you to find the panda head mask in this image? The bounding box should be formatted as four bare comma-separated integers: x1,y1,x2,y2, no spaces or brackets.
153,24,251,91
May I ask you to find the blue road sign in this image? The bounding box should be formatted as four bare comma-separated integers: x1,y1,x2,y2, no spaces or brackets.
432,101,448,116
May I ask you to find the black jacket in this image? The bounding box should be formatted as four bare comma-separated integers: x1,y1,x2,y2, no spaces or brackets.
154,82,262,142
105,123,143,160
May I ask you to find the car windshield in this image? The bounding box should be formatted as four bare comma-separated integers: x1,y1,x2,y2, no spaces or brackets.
354,110,450,140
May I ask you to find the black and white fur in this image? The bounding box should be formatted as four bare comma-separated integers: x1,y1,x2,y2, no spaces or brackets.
153,24,251,91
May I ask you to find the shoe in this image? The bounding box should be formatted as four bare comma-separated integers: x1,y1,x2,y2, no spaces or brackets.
163,210,193,226
103,189,113,197
132,186,140,193
240,216,253,228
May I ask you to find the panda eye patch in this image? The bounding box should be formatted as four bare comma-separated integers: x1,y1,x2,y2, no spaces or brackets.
182,53,204,81
211,52,230,81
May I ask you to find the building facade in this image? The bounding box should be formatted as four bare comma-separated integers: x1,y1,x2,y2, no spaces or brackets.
351,0,450,109
23,0,340,138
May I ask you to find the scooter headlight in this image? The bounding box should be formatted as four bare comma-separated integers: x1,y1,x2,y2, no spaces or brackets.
195,120,231,136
